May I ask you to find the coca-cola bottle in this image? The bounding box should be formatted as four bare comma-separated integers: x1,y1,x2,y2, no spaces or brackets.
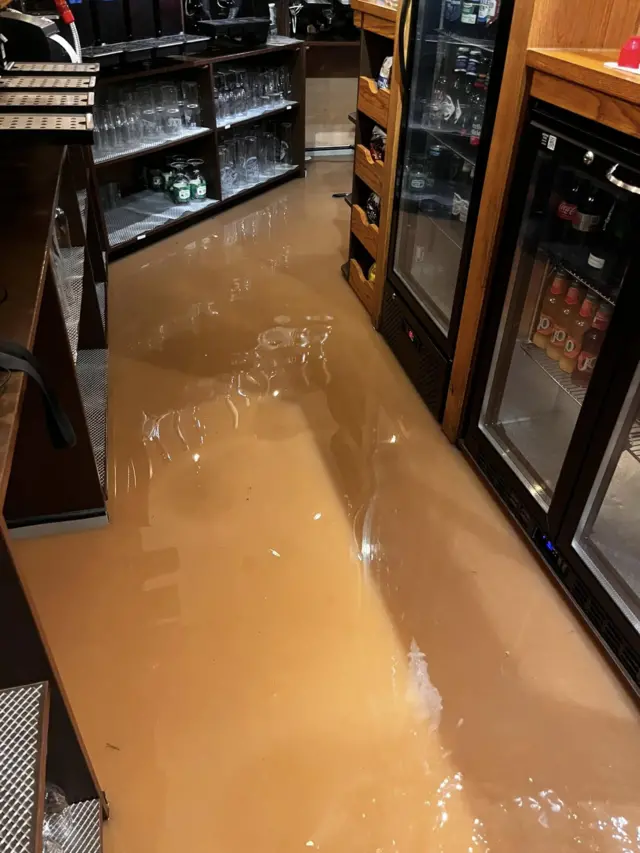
552,171,582,246
571,182,605,247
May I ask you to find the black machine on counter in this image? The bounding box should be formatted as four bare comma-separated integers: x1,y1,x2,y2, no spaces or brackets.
184,0,271,46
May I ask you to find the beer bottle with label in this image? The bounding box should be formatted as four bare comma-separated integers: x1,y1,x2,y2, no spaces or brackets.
575,303,613,383
444,0,462,29
546,283,583,361
559,293,598,374
532,271,569,349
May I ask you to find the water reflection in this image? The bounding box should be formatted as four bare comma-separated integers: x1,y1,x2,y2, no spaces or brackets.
27,162,640,853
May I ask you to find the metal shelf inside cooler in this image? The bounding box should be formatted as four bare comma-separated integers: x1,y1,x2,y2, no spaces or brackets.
520,341,588,406
104,191,220,249
540,242,618,307
434,28,495,51
0,682,47,853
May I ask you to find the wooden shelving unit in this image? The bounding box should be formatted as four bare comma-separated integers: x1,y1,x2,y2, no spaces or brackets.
343,0,400,319
93,38,306,258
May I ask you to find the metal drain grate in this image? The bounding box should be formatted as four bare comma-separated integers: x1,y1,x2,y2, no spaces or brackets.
0,683,47,853
7,62,100,74
0,114,93,132
0,77,96,90
0,92,94,108
76,349,107,490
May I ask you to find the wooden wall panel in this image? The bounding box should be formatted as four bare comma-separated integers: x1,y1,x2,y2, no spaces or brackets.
528,0,640,49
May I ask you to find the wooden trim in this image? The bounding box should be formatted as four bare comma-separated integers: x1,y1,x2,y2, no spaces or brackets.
372,0,405,322
530,69,640,139
357,13,396,37
349,258,376,312
350,0,397,24
351,203,380,258
527,48,640,107
354,143,385,195
358,75,391,126
442,0,538,442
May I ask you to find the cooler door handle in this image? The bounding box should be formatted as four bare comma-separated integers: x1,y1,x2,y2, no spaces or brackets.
606,164,640,195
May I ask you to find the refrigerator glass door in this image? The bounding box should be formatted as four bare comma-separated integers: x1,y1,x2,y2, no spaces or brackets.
573,364,640,629
391,0,504,339
478,135,637,511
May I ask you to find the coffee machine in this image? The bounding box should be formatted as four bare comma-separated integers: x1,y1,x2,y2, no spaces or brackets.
185,0,270,46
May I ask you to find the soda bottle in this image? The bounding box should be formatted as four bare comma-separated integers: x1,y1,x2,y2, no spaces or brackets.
571,182,604,246
532,271,569,349
559,293,597,374
552,171,582,245
575,303,613,383
546,283,583,361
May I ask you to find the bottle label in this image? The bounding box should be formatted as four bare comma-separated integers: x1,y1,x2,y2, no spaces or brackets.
577,352,597,374
536,313,553,336
195,184,207,198
550,327,567,346
563,336,580,358
410,177,426,190
477,1,490,22
461,2,477,23
592,309,611,330
470,120,482,145
573,212,601,232
487,0,497,14
454,51,469,72
587,253,605,269
557,201,577,221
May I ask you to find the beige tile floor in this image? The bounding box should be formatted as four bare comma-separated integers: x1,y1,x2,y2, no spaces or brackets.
15,159,640,853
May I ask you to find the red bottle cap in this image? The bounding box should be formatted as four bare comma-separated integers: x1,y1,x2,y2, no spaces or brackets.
618,37,640,70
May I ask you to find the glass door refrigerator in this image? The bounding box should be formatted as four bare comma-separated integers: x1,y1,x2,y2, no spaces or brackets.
463,102,640,697
378,0,514,420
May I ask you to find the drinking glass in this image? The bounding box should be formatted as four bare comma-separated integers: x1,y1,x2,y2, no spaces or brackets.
100,107,117,151
142,107,160,139
182,80,199,107
233,135,248,188
161,83,179,109
277,122,293,169
259,131,277,177
126,102,143,144
244,135,260,184
164,107,182,136
218,143,235,197
113,105,130,148
183,101,201,127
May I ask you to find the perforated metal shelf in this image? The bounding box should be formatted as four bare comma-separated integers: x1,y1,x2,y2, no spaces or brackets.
0,77,95,90
105,190,219,249
76,349,107,489
94,125,212,165
54,247,84,363
5,62,100,74
0,682,47,853
0,114,94,142
0,92,94,109
521,341,588,406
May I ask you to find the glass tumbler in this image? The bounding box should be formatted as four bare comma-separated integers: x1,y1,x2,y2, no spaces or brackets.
244,135,260,184
277,122,293,169
164,107,182,136
260,131,277,177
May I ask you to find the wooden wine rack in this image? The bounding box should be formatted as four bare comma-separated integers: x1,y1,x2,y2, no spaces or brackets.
342,0,400,321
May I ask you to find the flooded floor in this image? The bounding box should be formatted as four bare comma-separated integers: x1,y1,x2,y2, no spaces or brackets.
15,159,640,853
